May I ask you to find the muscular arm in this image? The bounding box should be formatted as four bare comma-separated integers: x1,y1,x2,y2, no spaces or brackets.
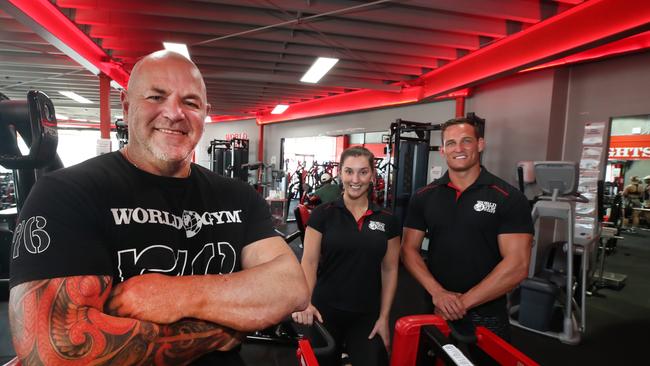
400,228,441,296
400,228,465,320
190,236,309,331
9,276,241,366
291,227,324,325
461,233,532,310
109,236,309,332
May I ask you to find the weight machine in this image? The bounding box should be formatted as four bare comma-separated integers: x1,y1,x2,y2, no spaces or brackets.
385,113,485,224
207,138,249,181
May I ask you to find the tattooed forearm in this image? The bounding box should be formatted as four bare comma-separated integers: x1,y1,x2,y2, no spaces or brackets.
9,276,241,366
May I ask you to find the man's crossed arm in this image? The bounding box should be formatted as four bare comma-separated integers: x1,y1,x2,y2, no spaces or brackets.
10,275,240,365
9,237,309,365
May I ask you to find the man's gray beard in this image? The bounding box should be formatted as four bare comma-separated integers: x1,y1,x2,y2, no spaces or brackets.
145,141,191,163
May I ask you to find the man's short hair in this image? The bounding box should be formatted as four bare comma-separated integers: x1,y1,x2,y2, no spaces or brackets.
440,117,484,143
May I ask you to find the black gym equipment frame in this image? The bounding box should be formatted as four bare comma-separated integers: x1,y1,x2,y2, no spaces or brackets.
385,119,438,224
385,113,485,225
207,138,249,181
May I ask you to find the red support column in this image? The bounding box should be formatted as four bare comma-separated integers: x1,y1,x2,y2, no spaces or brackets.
258,123,264,163
335,135,349,159
99,73,111,139
455,96,465,118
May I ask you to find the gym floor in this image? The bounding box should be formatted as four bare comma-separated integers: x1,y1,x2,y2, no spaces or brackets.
510,229,650,365
0,227,648,365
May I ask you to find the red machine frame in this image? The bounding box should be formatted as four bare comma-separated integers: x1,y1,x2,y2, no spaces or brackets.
390,315,539,366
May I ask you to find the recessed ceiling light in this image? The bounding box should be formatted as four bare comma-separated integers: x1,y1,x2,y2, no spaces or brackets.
271,104,289,114
163,42,191,60
58,91,93,104
300,57,339,83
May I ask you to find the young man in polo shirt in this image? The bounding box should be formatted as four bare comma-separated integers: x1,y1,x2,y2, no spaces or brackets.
401,117,534,344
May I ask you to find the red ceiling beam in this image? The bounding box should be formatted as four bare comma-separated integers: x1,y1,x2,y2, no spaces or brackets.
256,87,424,125
520,30,650,73
257,0,650,124
419,0,650,99
4,0,129,88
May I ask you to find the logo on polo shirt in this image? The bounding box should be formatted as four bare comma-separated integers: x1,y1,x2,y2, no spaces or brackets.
368,220,386,232
474,200,497,214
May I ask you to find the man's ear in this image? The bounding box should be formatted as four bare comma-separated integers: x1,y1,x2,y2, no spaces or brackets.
478,137,485,153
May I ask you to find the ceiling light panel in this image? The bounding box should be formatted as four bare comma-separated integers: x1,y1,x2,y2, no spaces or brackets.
58,91,93,104
271,104,289,114
163,42,191,60
300,57,339,83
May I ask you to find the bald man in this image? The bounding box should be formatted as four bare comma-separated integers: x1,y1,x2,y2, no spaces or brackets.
9,51,308,365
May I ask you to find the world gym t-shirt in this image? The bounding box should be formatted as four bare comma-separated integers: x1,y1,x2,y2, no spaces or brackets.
10,152,278,287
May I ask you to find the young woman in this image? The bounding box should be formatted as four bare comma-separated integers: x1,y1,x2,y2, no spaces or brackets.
292,147,400,366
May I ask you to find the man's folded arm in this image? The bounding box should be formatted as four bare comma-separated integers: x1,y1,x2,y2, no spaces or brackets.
9,275,241,366
106,237,309,333
185,237,309,331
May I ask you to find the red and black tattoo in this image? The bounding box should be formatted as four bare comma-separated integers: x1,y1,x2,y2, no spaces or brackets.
9,276,240,365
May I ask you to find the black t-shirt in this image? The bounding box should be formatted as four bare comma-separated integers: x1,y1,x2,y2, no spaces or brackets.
404,168,533,315
308,197,400,314
10,152,278,288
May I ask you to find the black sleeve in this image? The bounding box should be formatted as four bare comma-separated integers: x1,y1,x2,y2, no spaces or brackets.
403,193,427,231
242,184,280,245
387,213,401,240
498,192,535,235
10,174,112,288
306,204,327,234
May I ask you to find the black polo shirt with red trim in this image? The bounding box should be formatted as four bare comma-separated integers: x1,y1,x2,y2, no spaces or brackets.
404,167,533,315
307,197,400,314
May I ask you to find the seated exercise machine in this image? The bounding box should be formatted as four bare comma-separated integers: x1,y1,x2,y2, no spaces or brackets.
391,315,539,366
509,161,597,345
0,91,61,300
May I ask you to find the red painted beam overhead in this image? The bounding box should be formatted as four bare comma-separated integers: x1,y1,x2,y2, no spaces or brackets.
419,0,650,98
258,0,650,124
6,0,130,89
7,0,650,126
257,86,424,125
520,30,650,73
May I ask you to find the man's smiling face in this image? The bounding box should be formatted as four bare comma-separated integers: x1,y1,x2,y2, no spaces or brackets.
441,123,484,173
123,53,209,166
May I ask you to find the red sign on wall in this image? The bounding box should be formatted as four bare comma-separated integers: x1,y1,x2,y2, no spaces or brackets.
225,132,248,140
608,135,650,160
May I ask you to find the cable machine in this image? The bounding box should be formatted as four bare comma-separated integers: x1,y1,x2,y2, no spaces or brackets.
385,113,485,224
207,138,249,181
